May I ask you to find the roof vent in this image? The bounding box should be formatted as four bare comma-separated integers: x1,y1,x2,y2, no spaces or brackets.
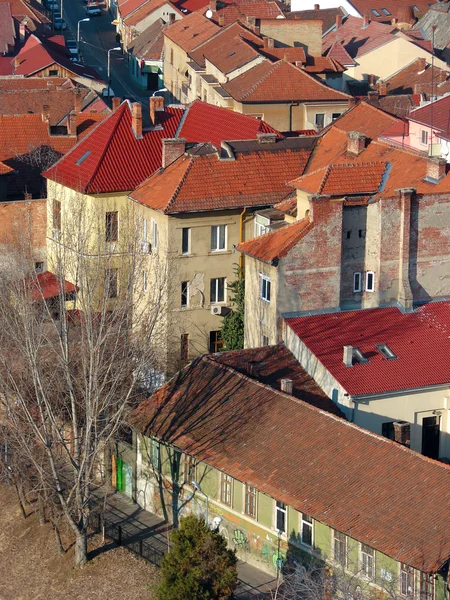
280,378,293,395
376,343,397,360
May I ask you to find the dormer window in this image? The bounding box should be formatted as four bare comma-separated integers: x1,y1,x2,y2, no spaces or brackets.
376,344,397,360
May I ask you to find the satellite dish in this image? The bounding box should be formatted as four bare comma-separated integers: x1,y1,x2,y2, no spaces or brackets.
205,8,213,18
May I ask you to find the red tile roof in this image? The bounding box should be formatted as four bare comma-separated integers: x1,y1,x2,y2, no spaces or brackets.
44,101,184,194
118,0,149,19
286,301,450,396
1,0,50,32
130,138,314,214
302,55,346,73
129,346,450,573
408,94,450,134
286,7,345,33
322,16,397,59
174,0,209,12
348,0,431,23
323,100,399,139
325,41,356,66
0,57,13,75
30,271,76,301
124,0,182,26
0,161,14,175
163,11,220,52
0,3,15,54
377,58,450,97
237,218,312,263
291,162,389,195
178,99,280,149
212,0,284,27
223,59,351,103
261,46,307,64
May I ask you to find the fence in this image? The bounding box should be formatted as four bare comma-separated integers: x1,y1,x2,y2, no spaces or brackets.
88,512,165,568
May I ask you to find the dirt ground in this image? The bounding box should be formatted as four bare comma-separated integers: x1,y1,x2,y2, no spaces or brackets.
0,484,160,600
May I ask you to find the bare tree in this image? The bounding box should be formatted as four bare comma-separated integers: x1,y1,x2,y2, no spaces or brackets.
0,188,169,567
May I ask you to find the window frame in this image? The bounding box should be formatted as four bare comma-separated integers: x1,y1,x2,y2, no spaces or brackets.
420,571,434,600
365,271,375,292
259,274,271,302
105,211,119,243
244,484,257,518
105,268,118,298
275,500,287,534
301,513,313,547
255,215,270,237
211,224,227,252
183,455,196,486
421,129,429,146
333,530,347,567
152,219,159,250
210,277,226,304
181,281,189,308
148,438,160,470
353,272,362,293
181,227,191,255
361,544,375,580
400,564,415,598
220,473,232,506
331,112,342,121
315,113,325,129
180,333,189,361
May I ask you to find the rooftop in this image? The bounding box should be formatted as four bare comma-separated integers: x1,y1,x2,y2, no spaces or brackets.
286,6,345,33
163,10,220,52
0,0,50,32
347,0,431,23
30,271,77,301
286,301,450,397
211,0,284,27
123,0,182,27
129,18,168,61
408,94,450,134
412,4,450,50
0,3,15,54
376,57,450,96
129,343,450,573
322,16,397,59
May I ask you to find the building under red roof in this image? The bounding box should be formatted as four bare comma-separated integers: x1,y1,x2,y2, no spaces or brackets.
29,271,77,301
286,301,450,397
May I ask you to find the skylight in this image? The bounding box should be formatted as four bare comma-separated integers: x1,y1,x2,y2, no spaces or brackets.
376,343,397,360
353,347,369,364
76,150,91,166
380,7,391,15
371,8,381,16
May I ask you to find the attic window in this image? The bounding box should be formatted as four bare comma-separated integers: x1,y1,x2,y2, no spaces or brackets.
376,344,397,360
371,8,381,16
76,150,91,166
380,7,391,15
353,347,369,364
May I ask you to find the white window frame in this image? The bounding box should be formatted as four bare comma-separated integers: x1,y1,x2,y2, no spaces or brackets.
255,215,270,237
275,501,287,534
353,272,362,293
361,544,375,580
315,113,326,129
143,217,148,242
332,112,342,121
152,219,159,250
259,274,271,302
400,564,415,598
333,530,347,567
220,473,232,506
244,484,257,519
301,513,313,547
182,227,191,255
365,271,375,292
421,129,428,146
210,277,226,304
211,224,227,252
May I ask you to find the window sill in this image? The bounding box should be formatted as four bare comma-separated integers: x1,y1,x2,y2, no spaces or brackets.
208,250,231,256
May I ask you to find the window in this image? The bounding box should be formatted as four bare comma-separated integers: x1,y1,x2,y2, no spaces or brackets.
332,112,342,121
276,501,287,534
315,113,325,129
420,572,434,600
259,274,271,302
180,333,189,361
181,281,189,307
262,335,269,346
301,513,313,546
382,421,395,440
143,218,148,241
365,271,375,292
220,473,232,505
143,270,148,292
49,69,58,76
210,277,225,303
376,343,397,360
35,261,44,273
400,564,415,597
255,215,270,237
421,130,428,145
371,8,381,16
53,199,61,237
353,272,362,293
148,439,160,470
334,531,347,567
105,211,119,242
209,330,224,353
358,229,365,238
361,544,375,579
380,7,391,15
184,455,196,485
182,227,190,254
105,268,118,298
152,220,159,249
245,484,257,518
211,225,226,251
346,230,351,239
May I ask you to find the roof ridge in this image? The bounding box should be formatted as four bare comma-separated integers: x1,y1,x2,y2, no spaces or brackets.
319,164,333,194
239,59,282,101
164,155,195,214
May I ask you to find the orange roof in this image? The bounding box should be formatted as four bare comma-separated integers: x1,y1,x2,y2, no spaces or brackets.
291,162,389,196
0,161,14,175
261,46,307,64
237,218,313,263
212,0,284,27
124,0,182,26
327,100,399,137
163,11,220,52
325,41,356,66
223,59,351,103
302,55,346,73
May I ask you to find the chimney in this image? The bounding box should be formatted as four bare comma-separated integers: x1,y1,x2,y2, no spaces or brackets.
348,97,357,107
47,79,54,88
417,57,427,72
254,25,260,35
362,13,370,28
74,88,82,114
343,345,353,367
112,97,121,111
168,12,175,23
218,13,225,25
393,421,411,446
161,138,186,168
438,69,447,83
210,0,217,10
280,378,293,395
314,3,320,8
246,15,256,27
257,132,277,144
42,104,50,123
67,112,77,136
336,14,342,27
267,37,274,48
367,90,379,101
13,56,21,69
131,102,143,139
378,82,387,96
397,188,415,310
368,73,375,85
426,157,447,182
150,95,164,126
347,131,365,155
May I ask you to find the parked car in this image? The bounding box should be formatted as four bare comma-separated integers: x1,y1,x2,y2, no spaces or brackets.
66,39,78,59
85,4,101,15
54,16,67,29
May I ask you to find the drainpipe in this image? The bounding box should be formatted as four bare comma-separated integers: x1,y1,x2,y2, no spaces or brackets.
239,207,254,270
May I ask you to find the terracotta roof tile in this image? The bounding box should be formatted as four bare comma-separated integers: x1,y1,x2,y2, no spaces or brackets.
223,59,351,102
322,16,396,59
124,0,181,26
286,7,344,33
29,271,76,301
261,46,307,64
327,100,399,139
237,218,312,263
291,162,389,195
325,41,356,66
0,161,14,175
163,11,220,52
302,55,346,73
212,0,284,26
376,58,450,96
0,3,15,54
348,0,430,23
0,0,50,31
408,94,450,134
129,345,450,573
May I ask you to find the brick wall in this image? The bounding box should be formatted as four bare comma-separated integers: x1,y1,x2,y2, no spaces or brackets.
0,199,47,263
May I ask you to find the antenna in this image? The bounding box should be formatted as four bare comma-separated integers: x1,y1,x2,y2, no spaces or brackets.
205,8,213,18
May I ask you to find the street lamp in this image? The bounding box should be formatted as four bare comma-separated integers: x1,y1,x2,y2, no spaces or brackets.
77,18,90,45
152,87,167,97
191,480,208,524
107,46,121,97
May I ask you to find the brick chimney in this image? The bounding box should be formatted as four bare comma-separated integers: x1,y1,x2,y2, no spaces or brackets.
257,132,277,144
397,187,415,310
343,345,353,367
74,88,82,114
336,14,342,27
42,104,50,123
150,95,164,126
246,15,256,27
438,69,447,83
131,102,143,139
161,138,186,168
280,378,293,394
67,112,77,136
362,13,370,28
417,57,427,72
368,73,375,85
348,97,357,107
314,3,320,8
218,13,225,25
112,97,121,110
210,0,217,10
426,157,447,182
378,82,387,96
393,421,411,446
347,131,365,155
367,90,379,101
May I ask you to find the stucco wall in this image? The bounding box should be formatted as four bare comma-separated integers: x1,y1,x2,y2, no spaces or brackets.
244,256,278,348
259,19,323,56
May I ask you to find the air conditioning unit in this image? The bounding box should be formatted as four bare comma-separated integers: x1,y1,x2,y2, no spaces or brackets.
141,241,151,253
211,305,222,316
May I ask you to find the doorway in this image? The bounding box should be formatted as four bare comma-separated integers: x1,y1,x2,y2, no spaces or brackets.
422,416,440,459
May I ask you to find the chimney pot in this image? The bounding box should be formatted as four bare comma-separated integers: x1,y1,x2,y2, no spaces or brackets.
336,14,342,27
362,13,370,27
210,0,217,10
280,378,293,394
218,13,225,25
131,102,143,139
256,132,277,144
347,131,366,155
314,3,320,8
343,345,353,367
67,112,77,136
150,95,164,126
42,104,50,123
112,97,121,110
161,138,186,169
417,57,427,72
426,157,447,182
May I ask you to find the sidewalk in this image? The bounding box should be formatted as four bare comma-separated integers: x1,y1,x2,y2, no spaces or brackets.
95,488,278,598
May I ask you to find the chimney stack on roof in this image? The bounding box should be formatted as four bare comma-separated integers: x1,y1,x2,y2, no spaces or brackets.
132,102,143,139
280,378,293,395
67,112,77,136
263,36,274,49
150,95,164,126
438,69,448,83
348,97,357,107
368,74,375,85
378,82,387,96
112,97,121,110
314,3,320,8
336,14,342,28
426,157,447,183
246,15,256,27
347,131,365,155
367,90,379,101
210,0,217,10
417,57,427,72
42,104,50,123
343,345,353,367
13,57,20,69
218,13,225,25
74,88,82,114
257,132,277,144
161,138,186,169
362,13,370,28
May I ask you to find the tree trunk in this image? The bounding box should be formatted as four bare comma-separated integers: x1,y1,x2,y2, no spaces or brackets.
14,482,27,519
52,520,65,555
38,496,46,525
74,529,87,567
